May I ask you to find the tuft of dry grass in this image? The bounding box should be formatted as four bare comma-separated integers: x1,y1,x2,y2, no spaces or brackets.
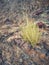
20,14,42,47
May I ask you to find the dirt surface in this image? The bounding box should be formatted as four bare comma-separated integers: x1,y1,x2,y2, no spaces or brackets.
0,16,49,65
0,0,49,65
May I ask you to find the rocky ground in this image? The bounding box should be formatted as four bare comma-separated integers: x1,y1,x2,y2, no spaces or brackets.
0,20,49,65
0,0,49,65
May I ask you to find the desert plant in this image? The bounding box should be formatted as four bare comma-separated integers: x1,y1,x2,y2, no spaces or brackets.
20,15,42,47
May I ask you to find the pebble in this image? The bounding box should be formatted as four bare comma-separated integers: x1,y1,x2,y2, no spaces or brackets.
19,58,23,62
28,61,35,65
4,19,13,25
21,53,29,60
46,50,49,56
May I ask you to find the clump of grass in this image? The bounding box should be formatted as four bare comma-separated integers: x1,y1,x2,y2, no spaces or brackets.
20,14,42,47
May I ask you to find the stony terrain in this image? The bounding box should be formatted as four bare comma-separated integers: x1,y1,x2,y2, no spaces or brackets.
0,0,49,65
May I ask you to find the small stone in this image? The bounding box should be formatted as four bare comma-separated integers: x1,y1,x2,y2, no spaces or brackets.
41,48,47,54
19,58,23,62
34,46,41,53
44,43,49,50
40,54,45,59
46,50,49,56
29,49,36,57
4,18,13,25
21,53,29,60
28,61,35,65
0,59,2,63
